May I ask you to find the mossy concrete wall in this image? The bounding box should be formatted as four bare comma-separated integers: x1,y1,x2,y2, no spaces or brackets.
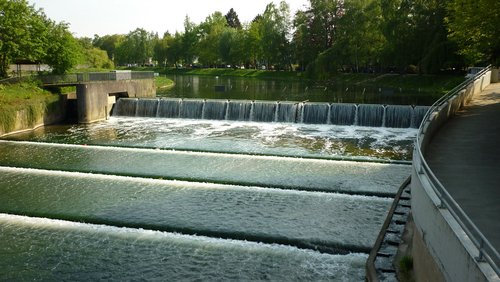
0,98,67,137
77,79,155,123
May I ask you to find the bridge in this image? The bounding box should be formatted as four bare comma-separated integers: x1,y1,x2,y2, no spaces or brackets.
40,71,156,123
411,67,499,281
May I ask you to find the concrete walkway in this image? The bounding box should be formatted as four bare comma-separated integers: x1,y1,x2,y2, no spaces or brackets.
426,83,500,252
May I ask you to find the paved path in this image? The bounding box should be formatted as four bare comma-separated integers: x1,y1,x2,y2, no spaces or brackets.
426,83,500,252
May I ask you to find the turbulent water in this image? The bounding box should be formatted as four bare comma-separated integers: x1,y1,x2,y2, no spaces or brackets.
0,112,415,280
0,214,368,281
4,117,418,161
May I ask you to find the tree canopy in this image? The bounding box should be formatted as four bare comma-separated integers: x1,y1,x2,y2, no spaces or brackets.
446,0,500,65
0,0,83,76
2,0,498,78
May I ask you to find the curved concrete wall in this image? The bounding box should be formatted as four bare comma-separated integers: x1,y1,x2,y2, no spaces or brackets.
411,70,498,281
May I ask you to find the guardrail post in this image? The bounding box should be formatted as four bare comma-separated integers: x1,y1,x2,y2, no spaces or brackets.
437,198,446,209
476,239,485,262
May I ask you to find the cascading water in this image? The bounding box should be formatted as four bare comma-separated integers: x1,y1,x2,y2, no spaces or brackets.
113,98,138,116
203,100,228,120
356,104,385,127
113,98,430,128
251,101,277,122
180,99,204,119
136,99,159,117
330,103,357,125
157,98,181,118
227,100,253,121
276,102,301,123
302,103,330,124
411,106,429,128
385,105,413,128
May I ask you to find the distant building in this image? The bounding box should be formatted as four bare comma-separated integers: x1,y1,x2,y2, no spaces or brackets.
9,59,51,76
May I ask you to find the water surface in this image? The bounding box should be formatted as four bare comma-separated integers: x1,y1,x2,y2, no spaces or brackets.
161,74,438,105
3,117,417,161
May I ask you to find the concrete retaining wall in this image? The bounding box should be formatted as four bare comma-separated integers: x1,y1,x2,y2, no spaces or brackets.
77,79,155,123
0,98,66,137
411,70,498,281
411,168,497,281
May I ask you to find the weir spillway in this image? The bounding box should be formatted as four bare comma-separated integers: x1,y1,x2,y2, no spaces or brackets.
0,97,418,279
113,98,429,128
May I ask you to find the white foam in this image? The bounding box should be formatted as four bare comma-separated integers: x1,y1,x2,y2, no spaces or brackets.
0,139,411,166
0,166,393,201
0,212,367,259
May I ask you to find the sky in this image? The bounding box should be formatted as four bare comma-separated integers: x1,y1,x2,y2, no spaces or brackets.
28,0,309,38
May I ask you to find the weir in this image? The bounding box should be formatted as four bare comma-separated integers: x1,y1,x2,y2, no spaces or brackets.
113,98,429,128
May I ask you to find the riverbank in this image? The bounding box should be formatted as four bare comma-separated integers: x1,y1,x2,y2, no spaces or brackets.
155,76,175,90
0,82,65,135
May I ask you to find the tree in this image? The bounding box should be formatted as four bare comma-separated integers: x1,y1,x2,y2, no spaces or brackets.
446,0,500,65
93,34,124,61
0,0,48,77
292,0,344,72
166,32,183,67
115,28,155,66
44,22,80,74
225,8,242,29
379,0,462,73
181,16,199,65
259,1,292,69
334,0,385,72
77,38,114,69
154,32,170,67
197,11,228,66
247,16,264,68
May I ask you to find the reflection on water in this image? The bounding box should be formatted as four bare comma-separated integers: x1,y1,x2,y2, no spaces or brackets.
3,117,417,161
159,75,438,105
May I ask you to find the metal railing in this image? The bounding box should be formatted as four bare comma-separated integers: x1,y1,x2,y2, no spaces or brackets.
38,71,154,85
413,65,499,276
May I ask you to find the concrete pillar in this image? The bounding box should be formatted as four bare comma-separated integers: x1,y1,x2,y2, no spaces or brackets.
76,79,155,123
491,69,499,83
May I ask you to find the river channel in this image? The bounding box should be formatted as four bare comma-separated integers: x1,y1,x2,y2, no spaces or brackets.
0,75,420,280
159,74,438,105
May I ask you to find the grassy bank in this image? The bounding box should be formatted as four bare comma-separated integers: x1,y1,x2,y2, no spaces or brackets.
0,81,61,133
155,76,175,90
350,73,465,94
163,68,306,79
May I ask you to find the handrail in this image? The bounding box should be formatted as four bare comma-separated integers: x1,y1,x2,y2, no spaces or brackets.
413,65,499,276
38,71,154,85
366,176,411,281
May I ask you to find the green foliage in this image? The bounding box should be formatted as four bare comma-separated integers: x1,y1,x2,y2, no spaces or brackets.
0,0,47,77
115,28,156,66
0,0,84,77
43,22,80,74
446,0,500,65
399,255,414,280
0,81,60,132
155,76,174,89
92,34,124,61
77,38,114,69
196,12,229,66
154,34,169,67
225,8,242,29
